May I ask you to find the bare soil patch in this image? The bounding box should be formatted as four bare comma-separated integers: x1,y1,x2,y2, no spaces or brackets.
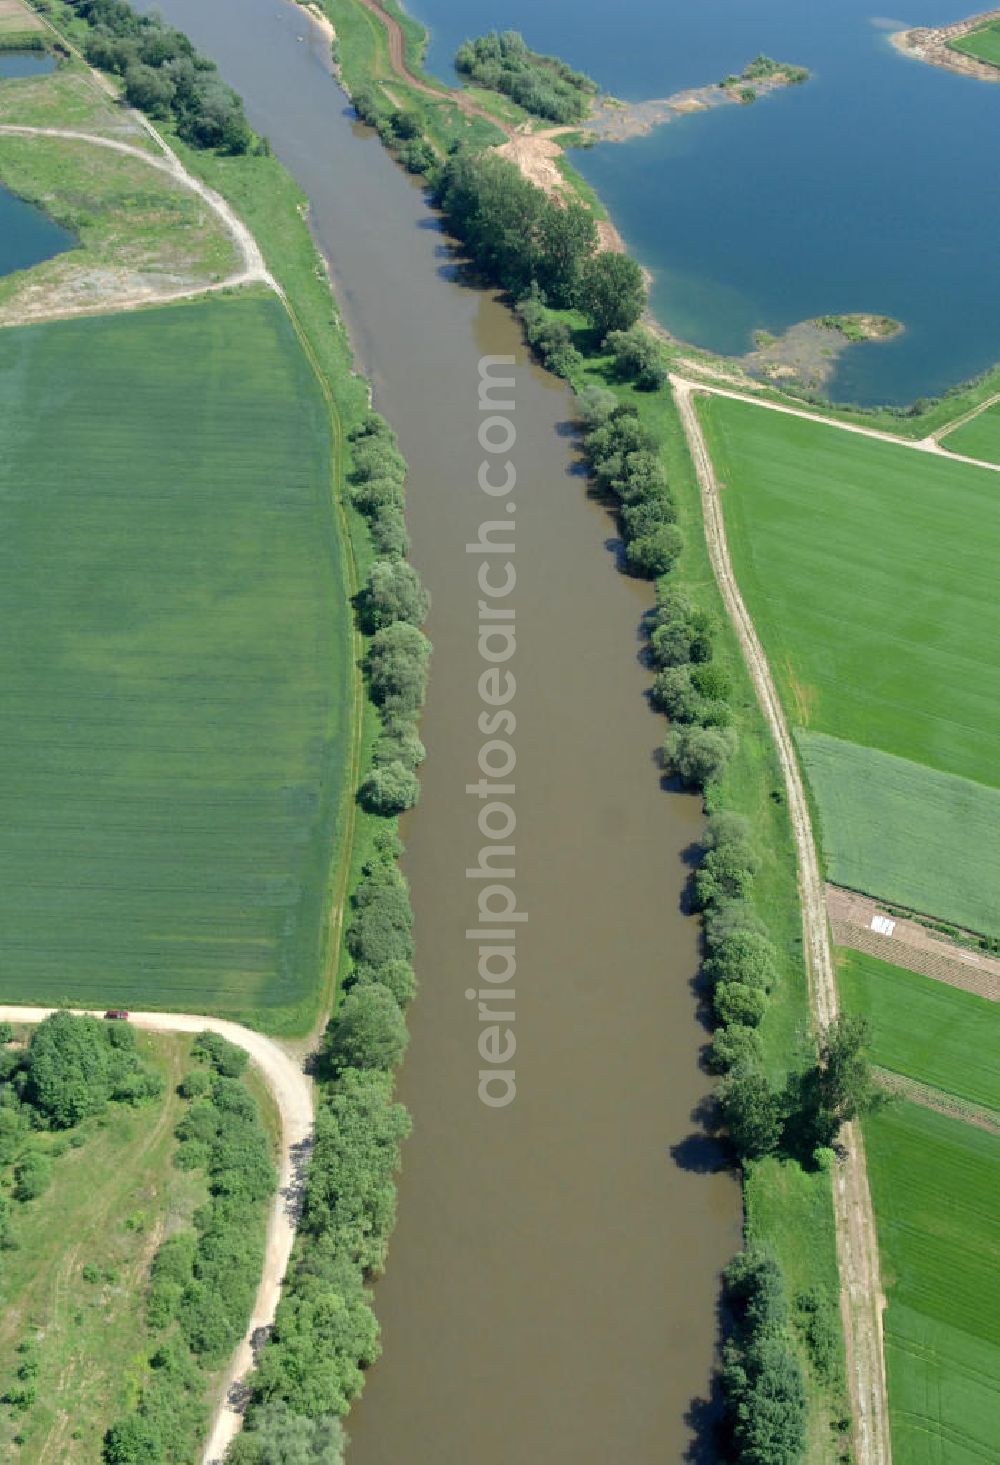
0,0,43,34
827,884,1000,1002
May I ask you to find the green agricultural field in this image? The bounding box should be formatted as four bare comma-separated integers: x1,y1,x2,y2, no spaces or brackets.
839,948,1000,1111
698,396,1000,928
699,398,1000,789
799,731,1000,937
865,1102,1000,1464
941,401,1000,464
0,293,351,1026
950,21,1000,69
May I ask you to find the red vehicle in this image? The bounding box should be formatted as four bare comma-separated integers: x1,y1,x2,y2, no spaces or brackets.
104,1009,130,1021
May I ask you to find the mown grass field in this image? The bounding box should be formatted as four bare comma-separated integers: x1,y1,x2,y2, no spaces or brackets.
839,949,1000,1111
865,1102,1000,1464
951,21,1000,69
0,294,351,1026
799,731,1000,937
941,401,1000,464
0,1033,201,1464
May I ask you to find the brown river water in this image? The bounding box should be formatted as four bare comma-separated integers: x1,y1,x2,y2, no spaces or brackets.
135,1,740,1457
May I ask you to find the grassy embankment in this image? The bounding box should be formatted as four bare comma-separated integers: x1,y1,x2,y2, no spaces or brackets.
697,397,1000,933
950,18,1000,68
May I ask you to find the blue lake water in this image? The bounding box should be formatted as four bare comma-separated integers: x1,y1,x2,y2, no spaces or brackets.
0,185,73,282
0,52,55,79
408,0,1000,404
0,57,73,279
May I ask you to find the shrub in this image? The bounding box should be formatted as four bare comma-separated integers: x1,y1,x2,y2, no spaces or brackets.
663,725,737,788
625,523,683,578
360,559,429,632
719,1073,782,1159
358,761,420,816
714,980,767,1029
350,958,417,1008
366,623,432,714
578,251,645,335
708,1024,763,1074
604,325,667,390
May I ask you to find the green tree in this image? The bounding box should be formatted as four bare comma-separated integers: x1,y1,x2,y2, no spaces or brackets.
25,1012,111,1127
350,958,417,1008
301,1069,411,1274
358,760,420,816
578,251,645,335
361,558,429,631
366,622,432,714
625,523,683,578
536,201,597,305
324,985,409,1076
123,60,175,116
604,325,667,390
662,724,736,788
227,1404,346,1464
720,1073,781,1159
103,1415,161,1465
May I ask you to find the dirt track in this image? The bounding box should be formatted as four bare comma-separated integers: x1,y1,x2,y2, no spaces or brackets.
672,375,892,1465
0,1007,312,1465
0,122,276,321
669,374,1000,471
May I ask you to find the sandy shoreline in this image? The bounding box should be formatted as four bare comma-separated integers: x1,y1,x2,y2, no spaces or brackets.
890,8,1000,83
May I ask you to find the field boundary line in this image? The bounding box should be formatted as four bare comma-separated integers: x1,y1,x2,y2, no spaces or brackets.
928,388,1000,444
671,373,1000,472
671,374,892,1465
873,1067,1000,1135
828,885,1000,1002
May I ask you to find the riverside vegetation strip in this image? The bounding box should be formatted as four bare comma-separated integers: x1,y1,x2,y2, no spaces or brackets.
3,5,436,1461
